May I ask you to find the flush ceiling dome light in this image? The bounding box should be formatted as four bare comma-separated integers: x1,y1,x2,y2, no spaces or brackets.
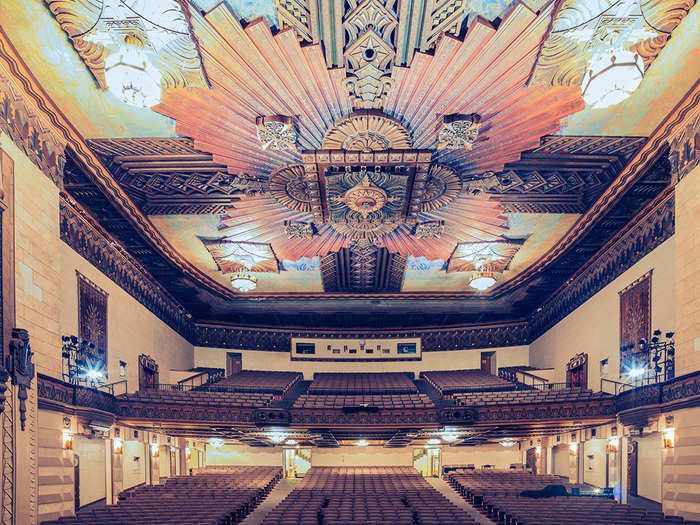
231,272,258,292
581,48,644,109
105,35,162,108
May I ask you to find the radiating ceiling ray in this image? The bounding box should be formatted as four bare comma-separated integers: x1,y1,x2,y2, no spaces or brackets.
385,2,584,176
153,3,352,177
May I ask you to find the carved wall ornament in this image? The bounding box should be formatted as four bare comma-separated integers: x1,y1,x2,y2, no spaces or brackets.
619,270,652,373
437,114,481,150
669,112,700,183
255,115,298,150
9,328,34,431
77,272,108,364
322,111,413,151
284,220,316,239
43,0,208,94
0,73,67,186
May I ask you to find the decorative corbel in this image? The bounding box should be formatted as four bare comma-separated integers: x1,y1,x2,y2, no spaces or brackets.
8,328,34,431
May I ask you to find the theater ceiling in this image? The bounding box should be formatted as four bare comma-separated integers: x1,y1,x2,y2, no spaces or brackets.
2,0,696,327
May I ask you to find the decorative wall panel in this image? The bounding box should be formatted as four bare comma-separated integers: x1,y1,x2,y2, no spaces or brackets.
619,270,652,373
77,272,108,355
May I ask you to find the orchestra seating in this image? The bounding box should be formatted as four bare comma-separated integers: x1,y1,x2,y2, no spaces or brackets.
421,369,516,394
452,388,607,406
208,370,302,394
42,466,282,525
260,466,478,525
307,372,417,394
447,470,688,525
293,393,434,409
119,389,275,407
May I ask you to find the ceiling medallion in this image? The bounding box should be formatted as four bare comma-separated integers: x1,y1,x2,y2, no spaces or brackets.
255,115,298,150
322,111,412,151
437,114,481,150
420,165,462,212
269,165,315,213
332,175,399,217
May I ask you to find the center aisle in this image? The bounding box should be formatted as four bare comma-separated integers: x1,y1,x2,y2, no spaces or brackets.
425,477,498,525
240,478,301,525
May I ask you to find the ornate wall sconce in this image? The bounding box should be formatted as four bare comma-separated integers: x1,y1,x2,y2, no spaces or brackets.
113,438,123,454
150,443,159,457
62,430,73,450
663,428,675,449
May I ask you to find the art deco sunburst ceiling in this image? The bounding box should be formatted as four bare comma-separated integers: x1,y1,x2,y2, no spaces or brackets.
10,0,691,314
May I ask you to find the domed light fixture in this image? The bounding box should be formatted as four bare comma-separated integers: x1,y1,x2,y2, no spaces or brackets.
231,272,257,292
581,48,644,109
468,271,496,291
207,437,224,448
105,34,162,108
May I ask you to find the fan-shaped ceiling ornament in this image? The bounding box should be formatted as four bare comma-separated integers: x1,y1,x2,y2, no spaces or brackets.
321,110,413,151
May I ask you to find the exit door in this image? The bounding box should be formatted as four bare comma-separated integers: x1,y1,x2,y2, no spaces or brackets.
413,447,441,477
481,351,496,374
284,448,311,478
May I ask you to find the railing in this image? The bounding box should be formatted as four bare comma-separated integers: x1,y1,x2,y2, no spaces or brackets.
97,379,128,396
176,369,225,390
499,368,551,390
146,383,241,394
601,378,635,396
37,374,118,414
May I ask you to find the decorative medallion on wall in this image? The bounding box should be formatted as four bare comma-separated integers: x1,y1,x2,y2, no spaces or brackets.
619,270,652,373
77,272,108,358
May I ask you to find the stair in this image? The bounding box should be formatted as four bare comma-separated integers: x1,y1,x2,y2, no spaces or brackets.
425,477,497,525
273,380,311,408
414,378,451,407
239,479,300,525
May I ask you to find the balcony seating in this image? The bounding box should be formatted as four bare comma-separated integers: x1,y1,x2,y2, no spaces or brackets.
421,369,516,394
452,388,607,406
209,370,302,394
41,466,282,525
448,470,687,525
119,389,275,407
307,372,417,394
293,393,434,409
260,466,478,525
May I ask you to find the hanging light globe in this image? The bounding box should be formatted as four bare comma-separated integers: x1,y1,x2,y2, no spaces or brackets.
231,272,257,292
581,48,644,109
105,34,162,108
468,271,496,291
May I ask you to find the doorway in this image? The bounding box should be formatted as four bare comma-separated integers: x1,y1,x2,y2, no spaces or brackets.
526,447,538,474
284,448,311,478
138,355,159,390
566,353,588,389
226,352,242,377
413,447,441,477
628,440,638,497
480,351,496,374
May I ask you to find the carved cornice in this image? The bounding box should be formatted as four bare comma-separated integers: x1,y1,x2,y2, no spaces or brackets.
529,189,675,340
194,321,530,352
669,110,700,183
0,72,66,186
59,195,194,341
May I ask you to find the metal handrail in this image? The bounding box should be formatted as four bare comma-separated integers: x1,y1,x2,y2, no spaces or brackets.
176,369,225,390
97,379,128,396
600,378,634,395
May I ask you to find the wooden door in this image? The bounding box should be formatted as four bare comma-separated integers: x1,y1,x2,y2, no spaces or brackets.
628,440,638,496
481,352,495,374
526,448,538,474
226,352,242,377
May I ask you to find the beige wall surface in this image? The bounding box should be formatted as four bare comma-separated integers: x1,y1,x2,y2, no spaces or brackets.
59,243,194,389
636,433,663,503
552,444,570,478
441,444,522,469
530,237,676,389
122,441,146,490
583,439,607,489
194,345,530,378
312,447,412,466
73,436,106,506
205,445,283,466
674,165,700,376
663,405,700,520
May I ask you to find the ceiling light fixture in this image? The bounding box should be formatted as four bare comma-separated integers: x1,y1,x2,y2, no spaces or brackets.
208,438,224,448
581,48,644,109
441,432,459,442
231,272,257,292
105,35,162,108
468,271,497,291
427,438,441,445
356,439,369,447
499,439,516,447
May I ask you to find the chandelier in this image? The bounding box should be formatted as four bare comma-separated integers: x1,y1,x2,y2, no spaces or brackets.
231,272,258,292
581,48,644,109
467,271,497,291
105,35,162,108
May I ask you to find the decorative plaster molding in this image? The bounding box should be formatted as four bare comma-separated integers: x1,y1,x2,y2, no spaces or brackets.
59,196,194,341
0,72,66,186
529,189,675,340
194,321,530,352
669,111,700,183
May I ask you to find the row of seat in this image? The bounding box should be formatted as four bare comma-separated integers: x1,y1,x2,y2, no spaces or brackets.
42,466,282,525
421,369,516,394
447,469,691,525
260,466,479,525
307,372,418,394
452,388,606,406
293,393,434,408
209,370,302,394
119,389,274,407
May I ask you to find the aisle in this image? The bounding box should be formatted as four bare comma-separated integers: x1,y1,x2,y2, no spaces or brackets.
425,477,498,525
240,478,300,525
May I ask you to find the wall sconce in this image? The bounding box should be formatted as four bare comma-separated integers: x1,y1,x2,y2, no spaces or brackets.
62,430,73,450
150,444,159,457
663,428,675,449
569,442,578,455
185,446,191,460
113,438,123,454
535,445,541,458
608,437,619,453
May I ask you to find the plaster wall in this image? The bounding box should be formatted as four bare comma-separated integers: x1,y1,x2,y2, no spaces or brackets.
73,436,106,506
636,433,663,503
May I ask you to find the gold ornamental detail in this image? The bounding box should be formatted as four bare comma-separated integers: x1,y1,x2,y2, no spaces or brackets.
332,175,398,217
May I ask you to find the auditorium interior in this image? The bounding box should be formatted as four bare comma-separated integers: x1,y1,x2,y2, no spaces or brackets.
0,0,699,524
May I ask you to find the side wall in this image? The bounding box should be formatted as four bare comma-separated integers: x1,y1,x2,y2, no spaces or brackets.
194,345,530,378
529,237,676,389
